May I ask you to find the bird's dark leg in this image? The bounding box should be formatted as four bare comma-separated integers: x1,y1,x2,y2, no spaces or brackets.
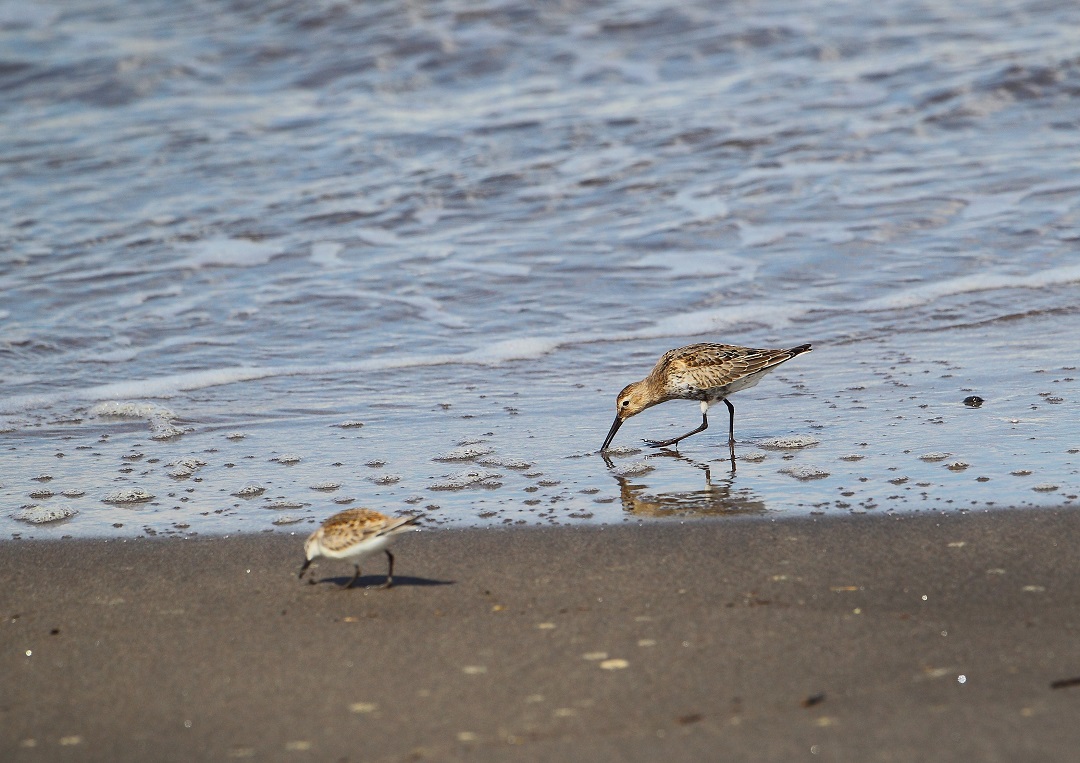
344,564,362,589
375,550,395,589
298,558,312,580
724,398,736,471
644,412,709,449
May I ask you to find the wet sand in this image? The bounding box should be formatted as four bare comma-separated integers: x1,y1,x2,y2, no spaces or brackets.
4,508,1080,761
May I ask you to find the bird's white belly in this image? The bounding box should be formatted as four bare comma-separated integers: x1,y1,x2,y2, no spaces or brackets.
320,534,390,561
705,368,771,399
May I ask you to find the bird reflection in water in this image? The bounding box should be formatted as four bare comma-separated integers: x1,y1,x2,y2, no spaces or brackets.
604,450,767,518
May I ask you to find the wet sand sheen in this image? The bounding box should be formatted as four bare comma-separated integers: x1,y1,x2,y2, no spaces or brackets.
4,507,1080,760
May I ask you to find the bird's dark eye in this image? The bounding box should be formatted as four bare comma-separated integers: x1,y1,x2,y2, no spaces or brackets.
621,400,629,407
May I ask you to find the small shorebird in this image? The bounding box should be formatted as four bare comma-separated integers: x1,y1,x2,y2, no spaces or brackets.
298,508,418,589
601,342,812,465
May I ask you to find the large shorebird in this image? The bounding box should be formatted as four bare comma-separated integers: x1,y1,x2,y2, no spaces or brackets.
601,342,811,466
299,508,418,589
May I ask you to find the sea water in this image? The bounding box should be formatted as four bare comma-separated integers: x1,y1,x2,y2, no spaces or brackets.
2,0,1079,537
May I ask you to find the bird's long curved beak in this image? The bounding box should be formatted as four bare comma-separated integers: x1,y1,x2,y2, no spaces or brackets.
601,415,623,451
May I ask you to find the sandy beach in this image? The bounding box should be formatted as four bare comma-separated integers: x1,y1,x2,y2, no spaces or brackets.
4,507,1080,761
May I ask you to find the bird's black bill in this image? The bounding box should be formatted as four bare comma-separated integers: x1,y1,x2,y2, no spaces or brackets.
298,558,312,579
601,416,623,451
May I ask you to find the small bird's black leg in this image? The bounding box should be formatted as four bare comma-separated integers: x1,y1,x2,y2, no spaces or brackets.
344,564,362,589
298,558,312,580
724,398,736,471
376,549,396,589
644,412,709,449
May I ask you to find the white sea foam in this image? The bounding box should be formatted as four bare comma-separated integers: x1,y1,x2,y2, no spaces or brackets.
310,241,345,267
759,435,820,450
90,401,177,420
433,445,495,462
272,515,306,525
232,485,266,497
166,457,207,479
613,461,655,478
429,469,503,490
636,303,808,338
476,456,532,469
858,264,1080,312
457,337,563,364
102,489,154,504
780,465,830,481
13,504,78,524
266,500,305,510
178,238,285,269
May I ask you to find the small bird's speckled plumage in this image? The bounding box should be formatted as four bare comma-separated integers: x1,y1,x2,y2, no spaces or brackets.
602,342,811,466
299,508,418,589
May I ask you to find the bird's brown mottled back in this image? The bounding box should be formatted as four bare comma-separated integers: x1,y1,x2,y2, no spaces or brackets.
652,343,810,397
313,508,417,553
601,341,812,458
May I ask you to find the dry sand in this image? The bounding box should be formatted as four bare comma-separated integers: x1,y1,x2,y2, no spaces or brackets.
4,508,1080,761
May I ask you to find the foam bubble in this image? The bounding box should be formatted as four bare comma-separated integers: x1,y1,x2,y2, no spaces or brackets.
759,435,820,450
780,465,830,481
599,445,642,456
13,504,78,524
166,457,207,478
232,485,266,497
266,500,305,510
476,456,532,469
614,461,655,478
91,401,177,420
429,469,503,490
103,489,154,504
433,445,494,462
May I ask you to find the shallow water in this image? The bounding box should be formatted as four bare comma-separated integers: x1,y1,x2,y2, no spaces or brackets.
2,0,1079,538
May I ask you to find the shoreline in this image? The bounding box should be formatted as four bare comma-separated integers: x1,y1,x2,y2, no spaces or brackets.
4,507,1080,760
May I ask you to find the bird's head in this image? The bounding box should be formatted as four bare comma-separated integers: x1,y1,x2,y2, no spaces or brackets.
601,381,655,451
613,381,653,420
